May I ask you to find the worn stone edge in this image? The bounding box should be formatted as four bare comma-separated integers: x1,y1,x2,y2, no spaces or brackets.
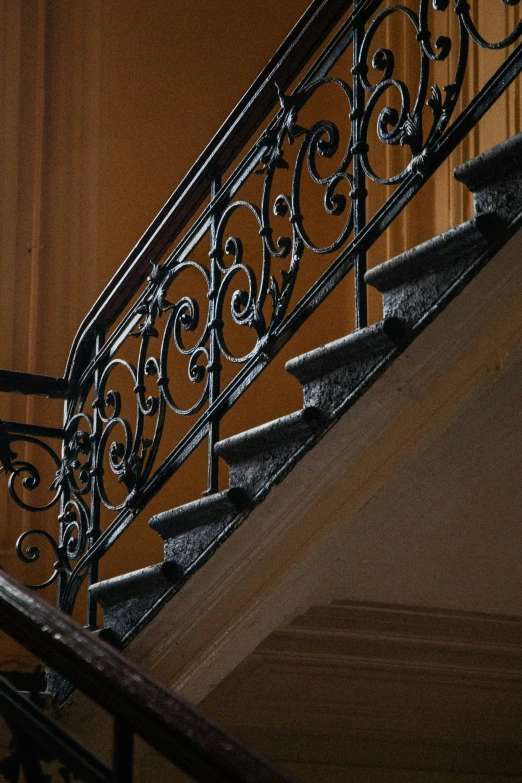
364,219,490,293
454,131,522,192
285,319,407,384
89,562,179,609
149,488,246,538
215,407,325,465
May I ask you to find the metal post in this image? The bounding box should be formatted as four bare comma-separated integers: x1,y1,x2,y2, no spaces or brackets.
113,717,134,783
351,0,368,330
206,170,223,495
57,400,69,612
86,324,105,629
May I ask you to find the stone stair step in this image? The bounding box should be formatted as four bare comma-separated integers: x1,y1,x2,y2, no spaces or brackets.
285,318,407,412
454,130,522,224
149,489,244,537
214,408,325,499
89,562,180,640
149,489,246,564
364,218,496,325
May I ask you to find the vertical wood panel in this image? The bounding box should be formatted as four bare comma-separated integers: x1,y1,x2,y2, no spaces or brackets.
26,0,46,376
0,0,21,393
0,0,102,599
0,1,24,556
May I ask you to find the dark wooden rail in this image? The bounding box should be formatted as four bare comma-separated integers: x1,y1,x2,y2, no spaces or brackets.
0,569,296,783
0,369,71,398
64,0,351,386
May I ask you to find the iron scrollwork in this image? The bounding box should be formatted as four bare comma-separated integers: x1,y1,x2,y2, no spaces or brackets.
8,0,522,620
0,422,66,591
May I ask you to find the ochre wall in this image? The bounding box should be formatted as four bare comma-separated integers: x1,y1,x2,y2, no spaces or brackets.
0,0,520,663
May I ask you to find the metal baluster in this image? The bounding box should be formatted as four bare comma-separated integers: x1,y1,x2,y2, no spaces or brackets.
351,0,368,330
112,717,133,783
87,325,105,629
57,407,69,613
206,169,223,495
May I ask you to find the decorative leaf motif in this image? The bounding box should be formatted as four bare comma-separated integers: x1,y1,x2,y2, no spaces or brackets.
115,436,152,495
268,237,304,328
255,84,308,174
267,275,280,310
131,262,173,338
51,432,92,492
247,302,265,333
399,112,423,156
427,84,442,113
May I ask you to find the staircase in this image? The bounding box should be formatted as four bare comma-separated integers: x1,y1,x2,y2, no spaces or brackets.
1,1,522,781
90,133,522,648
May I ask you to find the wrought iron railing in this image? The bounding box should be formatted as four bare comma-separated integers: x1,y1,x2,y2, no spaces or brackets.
2,0,522,624
0,568,295,782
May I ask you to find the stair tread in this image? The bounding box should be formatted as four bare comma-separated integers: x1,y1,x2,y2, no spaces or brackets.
215,407,324,464
90,562,179,607
149,488,245,538
285,319,406,384
455,130,522,192
364,219,490,293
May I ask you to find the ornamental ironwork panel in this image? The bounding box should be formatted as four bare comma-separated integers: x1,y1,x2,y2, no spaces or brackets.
6,0,522,622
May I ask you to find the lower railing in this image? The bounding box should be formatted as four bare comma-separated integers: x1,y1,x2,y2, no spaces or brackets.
1,0,522,626
0,568,295,783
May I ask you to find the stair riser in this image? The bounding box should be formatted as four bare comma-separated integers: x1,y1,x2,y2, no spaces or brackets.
472,171,522,225
163,519,230,568
300,352,394,413
102,589,171,641
381,257,480,324
286,321,405,413
226,439,312,499
216,409,324,499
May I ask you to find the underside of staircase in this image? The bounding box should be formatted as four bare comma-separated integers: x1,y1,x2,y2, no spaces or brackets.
199,600,522,782
89,132,522,661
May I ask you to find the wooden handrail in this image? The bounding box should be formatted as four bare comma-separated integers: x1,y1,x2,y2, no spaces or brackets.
0,569,296,783
64,0,351,386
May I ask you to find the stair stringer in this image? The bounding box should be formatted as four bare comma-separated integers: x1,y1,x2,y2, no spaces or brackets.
116,223,522,706
91,218,509,643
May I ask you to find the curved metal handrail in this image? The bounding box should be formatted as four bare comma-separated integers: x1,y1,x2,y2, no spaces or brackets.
63,0,352,386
